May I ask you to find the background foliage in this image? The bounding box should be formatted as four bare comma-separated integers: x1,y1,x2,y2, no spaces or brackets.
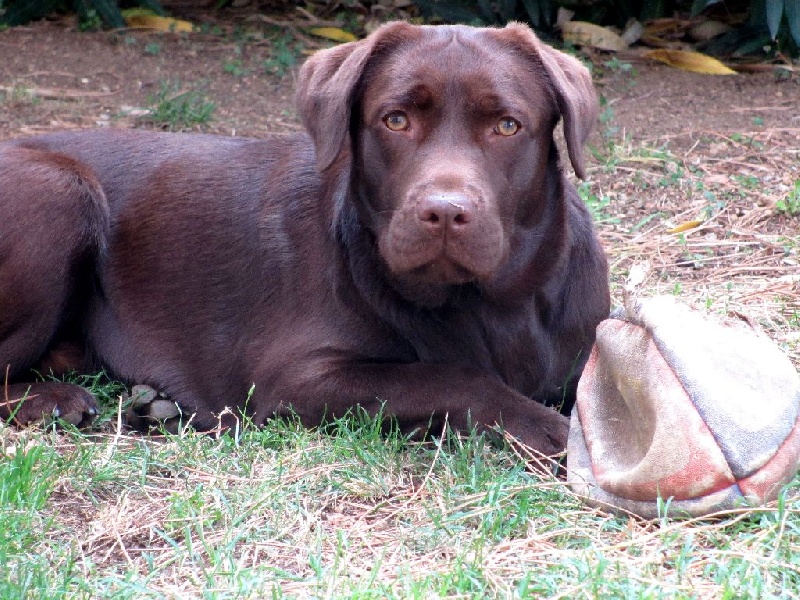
0,0,164,28
415,0,799,53
0,0,797,55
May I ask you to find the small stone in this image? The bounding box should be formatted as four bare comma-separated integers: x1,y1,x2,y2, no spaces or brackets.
130,384,157,408
148,399,181,421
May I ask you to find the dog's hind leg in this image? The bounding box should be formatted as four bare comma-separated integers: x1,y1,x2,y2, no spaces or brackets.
0,146,108,427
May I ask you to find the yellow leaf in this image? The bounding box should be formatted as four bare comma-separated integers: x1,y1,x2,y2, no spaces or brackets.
561,22,628,52
124,14,194,33
643,18,687,37
644,49,736,75
668,220,704,234
309,27,357,43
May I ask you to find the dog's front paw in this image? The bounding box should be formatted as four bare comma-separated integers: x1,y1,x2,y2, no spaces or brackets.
532,411,570,457
504,401,570,458
2,382,98,428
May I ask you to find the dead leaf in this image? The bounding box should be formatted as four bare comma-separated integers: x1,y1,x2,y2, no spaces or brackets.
644,49,736,75
625,261,651,292
124,15,194,33
0,85,118,99
689,20,733,43
668,220,704,234
621,20,643,46
308,27,357,43
562,22,628,52
644,18,690,37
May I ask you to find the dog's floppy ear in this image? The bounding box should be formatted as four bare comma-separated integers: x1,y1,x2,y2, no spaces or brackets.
296,21,421,172
499,23,598,180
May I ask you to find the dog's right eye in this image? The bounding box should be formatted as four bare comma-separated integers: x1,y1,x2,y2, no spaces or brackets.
494,117,520,136
383,111,410,132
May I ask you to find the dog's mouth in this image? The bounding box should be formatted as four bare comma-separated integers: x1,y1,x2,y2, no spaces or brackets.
381,238,505,287
389,259,478,307
408,257,477,285
379,219,506,281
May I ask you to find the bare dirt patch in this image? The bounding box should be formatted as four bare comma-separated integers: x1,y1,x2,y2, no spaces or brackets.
2,16,798,139
0,17,302,138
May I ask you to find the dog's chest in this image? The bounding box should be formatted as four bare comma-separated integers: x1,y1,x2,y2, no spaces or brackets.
401,301,552,395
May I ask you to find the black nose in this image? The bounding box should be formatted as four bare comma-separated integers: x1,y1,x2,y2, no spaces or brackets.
418,192,474,229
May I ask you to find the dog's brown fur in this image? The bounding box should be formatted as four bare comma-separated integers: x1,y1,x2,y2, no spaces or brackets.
0,22,609,455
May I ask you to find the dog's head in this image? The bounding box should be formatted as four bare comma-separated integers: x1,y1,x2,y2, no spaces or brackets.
297,22,597,302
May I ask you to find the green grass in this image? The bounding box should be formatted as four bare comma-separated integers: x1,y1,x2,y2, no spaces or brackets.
577,180,615,225
144,41,161,56
262,29,304,78
140,81,215,131
223,57,249,79
1,397,799,598
2,129,796,597
0,437,77,599
1,84,39,106
777,180,800,216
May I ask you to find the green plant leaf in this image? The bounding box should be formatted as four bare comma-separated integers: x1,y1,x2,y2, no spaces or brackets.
476,0,496,22
522,0,541,28
138,0,166,16
520,0,540,27
413,0,485,23
520,0,554,28
499,0,516,21
766,0,785,39
85,0,125,28
786,0,800,44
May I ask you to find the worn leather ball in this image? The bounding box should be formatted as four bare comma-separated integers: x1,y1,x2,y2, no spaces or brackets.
568,296,800,519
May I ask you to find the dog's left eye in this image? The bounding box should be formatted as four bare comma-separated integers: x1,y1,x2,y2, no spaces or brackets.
384,111,410,132
494,117,520,136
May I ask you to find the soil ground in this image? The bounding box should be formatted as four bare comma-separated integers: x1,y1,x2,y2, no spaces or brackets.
1,10,799,364
1,14,798,139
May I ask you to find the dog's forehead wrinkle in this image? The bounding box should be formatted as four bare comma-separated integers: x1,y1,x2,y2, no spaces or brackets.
377,31,503,85
409,24,487,54
370,49,541,123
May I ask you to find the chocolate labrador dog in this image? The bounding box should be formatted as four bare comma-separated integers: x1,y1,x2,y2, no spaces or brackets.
0,22,609,456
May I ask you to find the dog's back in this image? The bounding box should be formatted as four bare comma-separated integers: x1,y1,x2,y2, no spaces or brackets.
1,129,326,428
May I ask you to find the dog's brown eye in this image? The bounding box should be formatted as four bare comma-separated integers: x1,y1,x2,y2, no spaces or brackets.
384,111,410,132
494,117,520,136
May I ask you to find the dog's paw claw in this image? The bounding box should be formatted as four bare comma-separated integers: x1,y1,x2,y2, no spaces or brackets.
2,382,99,429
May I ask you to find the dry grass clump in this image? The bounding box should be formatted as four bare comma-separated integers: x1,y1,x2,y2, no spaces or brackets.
589,126,800,365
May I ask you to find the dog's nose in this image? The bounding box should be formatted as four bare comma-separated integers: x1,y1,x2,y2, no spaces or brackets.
418,192,474,229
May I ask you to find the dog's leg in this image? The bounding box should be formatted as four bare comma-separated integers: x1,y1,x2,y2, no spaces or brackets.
265,360,570,457
0,146,108,427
